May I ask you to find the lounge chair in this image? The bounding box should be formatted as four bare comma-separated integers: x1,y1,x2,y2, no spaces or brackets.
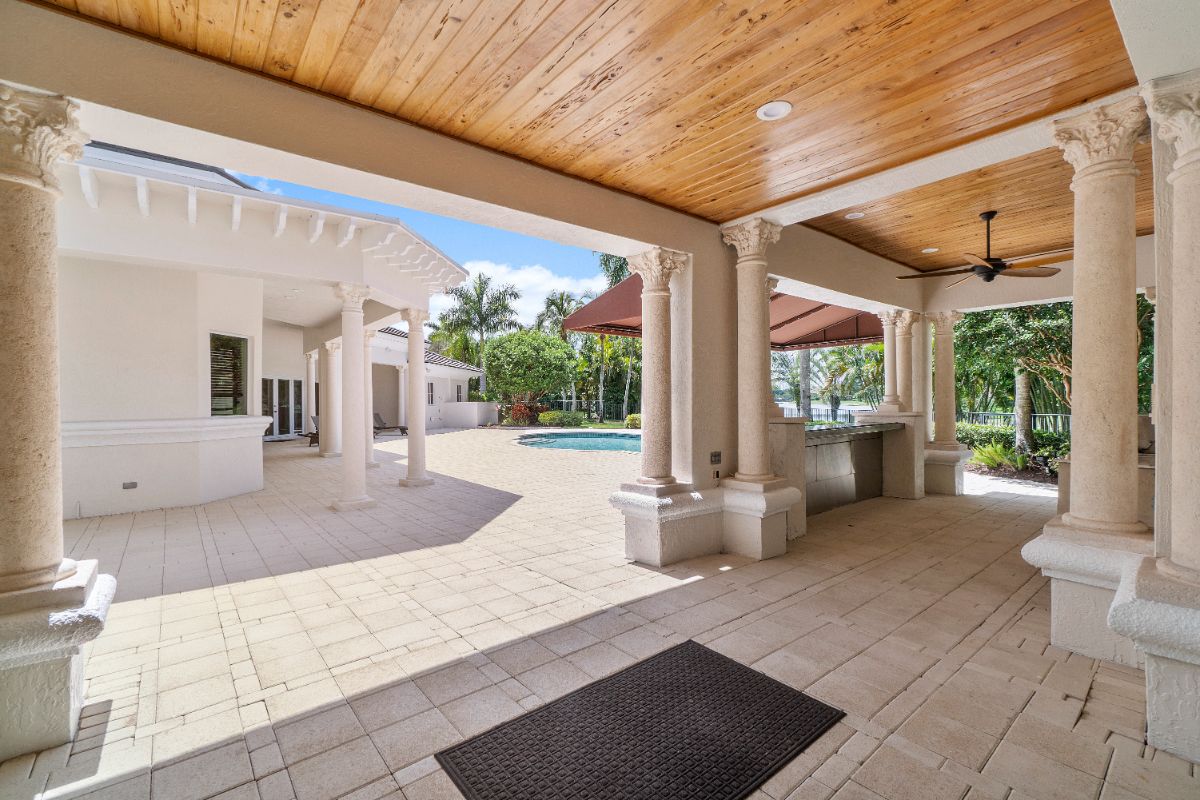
307,415,319,447
373,413,407,436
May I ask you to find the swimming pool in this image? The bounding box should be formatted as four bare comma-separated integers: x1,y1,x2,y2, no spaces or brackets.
518,431,641,452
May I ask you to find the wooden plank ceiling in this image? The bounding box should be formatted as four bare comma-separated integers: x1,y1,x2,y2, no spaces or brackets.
36,0,1136,224
806,143,1155,272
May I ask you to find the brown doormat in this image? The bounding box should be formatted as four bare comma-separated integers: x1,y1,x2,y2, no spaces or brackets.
435,640,844,800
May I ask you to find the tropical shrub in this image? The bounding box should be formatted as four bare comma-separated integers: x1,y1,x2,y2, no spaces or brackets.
972,441,1016,470
538,410,585,427
507,401,546,426
955,423,1069,458
485,330,576,404
625,413,641,429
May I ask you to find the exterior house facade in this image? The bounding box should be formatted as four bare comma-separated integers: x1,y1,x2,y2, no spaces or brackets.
53,143,469,520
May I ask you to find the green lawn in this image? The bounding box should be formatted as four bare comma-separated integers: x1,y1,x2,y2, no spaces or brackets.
581,421,629,429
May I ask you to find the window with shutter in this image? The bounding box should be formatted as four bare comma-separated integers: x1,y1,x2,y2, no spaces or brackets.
210,333,248,416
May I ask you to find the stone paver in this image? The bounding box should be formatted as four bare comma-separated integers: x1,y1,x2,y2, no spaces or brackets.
0,429,1195,799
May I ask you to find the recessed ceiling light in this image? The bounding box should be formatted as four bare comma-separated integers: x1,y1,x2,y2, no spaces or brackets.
844,211,866,220
756,100,793,121
921,247,940,254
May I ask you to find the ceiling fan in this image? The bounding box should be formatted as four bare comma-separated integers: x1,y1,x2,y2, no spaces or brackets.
897,210,1071,288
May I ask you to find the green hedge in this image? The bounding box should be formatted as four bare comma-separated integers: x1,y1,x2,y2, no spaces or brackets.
625,413,641,429
956,422,1070,460
537,410,586,427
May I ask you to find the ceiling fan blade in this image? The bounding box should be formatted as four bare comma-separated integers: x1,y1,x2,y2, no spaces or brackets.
996,267,1062,278
1005,252,1073,269
896,267,975,280
963,253,991,268
1007,246,1073,262
946,273,978,289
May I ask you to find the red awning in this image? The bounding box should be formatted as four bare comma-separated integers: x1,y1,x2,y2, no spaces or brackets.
564,275,883,351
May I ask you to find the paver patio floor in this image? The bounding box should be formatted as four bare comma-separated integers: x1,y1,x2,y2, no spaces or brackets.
1,429,1195,799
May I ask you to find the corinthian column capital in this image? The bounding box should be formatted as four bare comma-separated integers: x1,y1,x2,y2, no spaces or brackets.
720,218,782,259
401,307,429,327
1052,96,1148,174
877,309,903,327
894,310,920,335
0,83,87,194
928,310,963,335
335,282,371,310
1143,69,1200,172
628,247,688,294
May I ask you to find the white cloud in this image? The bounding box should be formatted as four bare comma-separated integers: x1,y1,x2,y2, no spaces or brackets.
429,260,607,327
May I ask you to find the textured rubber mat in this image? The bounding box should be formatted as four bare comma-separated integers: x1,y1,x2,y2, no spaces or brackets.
435,640,845,800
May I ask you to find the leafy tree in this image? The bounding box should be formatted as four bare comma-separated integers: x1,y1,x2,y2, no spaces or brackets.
814,344,884,411
536,291,583,340
441,273,521,393
484,330,576,403
772,351,812,417
619,337,642,419
591,253,630,420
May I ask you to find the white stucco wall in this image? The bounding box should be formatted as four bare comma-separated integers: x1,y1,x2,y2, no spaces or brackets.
263,320,305,381
58,256,268,518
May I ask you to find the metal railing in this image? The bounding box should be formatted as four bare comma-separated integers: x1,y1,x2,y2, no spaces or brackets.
958,411,1072,433
544,398,640,420
780,406,859,424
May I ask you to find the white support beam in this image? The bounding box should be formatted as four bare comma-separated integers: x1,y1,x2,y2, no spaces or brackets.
730,89,1138,227
307,211,326,244
273,205,288,238
360,224,399,251
1110,1,1200,82
231,195,242,231
135,175,150,217
336,218,358,248
186,185,197,226
78,165,98,209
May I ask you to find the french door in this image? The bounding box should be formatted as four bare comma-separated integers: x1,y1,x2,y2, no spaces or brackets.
262,378,303,439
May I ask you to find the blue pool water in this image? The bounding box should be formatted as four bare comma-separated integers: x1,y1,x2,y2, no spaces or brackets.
519,431,641,452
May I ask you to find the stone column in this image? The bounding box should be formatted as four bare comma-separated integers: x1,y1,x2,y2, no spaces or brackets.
332,284,373,510
894,311,918,412
318,343,341,457
1022,97,1151,670
0,83,115,763
398,365,407,426
766,278,784,418
1107,69,1200,764
877,310,902,411
911,314,934,439
1053,96,1148,536
626,247,687,485
399,308,432,487
929,312,963,446
304,351,318,434
722,218,782,481
0,86,86,593
364,331,377,468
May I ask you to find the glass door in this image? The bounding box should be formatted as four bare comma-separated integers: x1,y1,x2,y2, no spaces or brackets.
277,379,291,435
292,380,304,433
261,379,276,438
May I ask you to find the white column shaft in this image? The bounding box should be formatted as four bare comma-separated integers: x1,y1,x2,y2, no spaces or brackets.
401,310,430,485
0,89,86,593
931,314,961,445
895,314,915,412
335,285,371,508
1055,98,1147,534
303,352,317,434
880,314,899,407
639,281,673,483
734,256,773,479
319,345,342,456
364,333,376,466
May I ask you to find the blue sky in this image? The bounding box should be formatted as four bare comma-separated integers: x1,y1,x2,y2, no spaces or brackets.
231,173,609,324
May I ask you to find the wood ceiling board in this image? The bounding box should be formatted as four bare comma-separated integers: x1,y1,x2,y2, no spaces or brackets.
805,143,1155,272
35,0,1136,222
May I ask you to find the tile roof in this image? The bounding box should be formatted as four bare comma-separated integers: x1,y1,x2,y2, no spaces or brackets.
378,327,482,373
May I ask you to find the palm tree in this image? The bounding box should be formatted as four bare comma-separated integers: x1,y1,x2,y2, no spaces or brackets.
536,291,583,406
620,337,641,419
592,254,629,420
536,291,582,339
441,273,521,393
814,344,885,418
